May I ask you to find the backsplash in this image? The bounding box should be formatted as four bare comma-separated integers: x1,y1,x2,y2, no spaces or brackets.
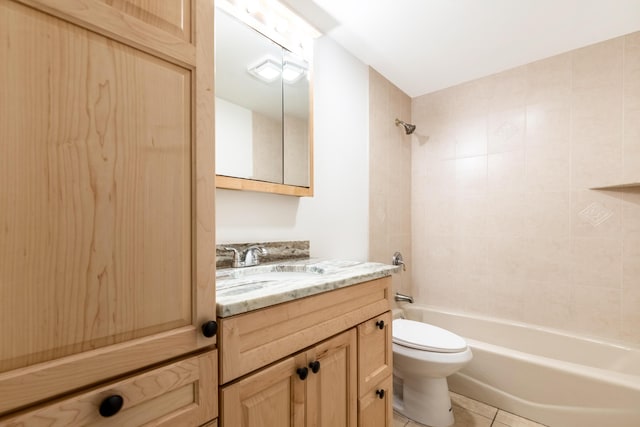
216,240,310,269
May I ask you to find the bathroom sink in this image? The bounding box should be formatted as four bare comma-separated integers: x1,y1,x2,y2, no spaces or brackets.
216,263,328,282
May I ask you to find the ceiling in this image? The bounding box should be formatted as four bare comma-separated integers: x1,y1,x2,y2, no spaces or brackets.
281,0,640,97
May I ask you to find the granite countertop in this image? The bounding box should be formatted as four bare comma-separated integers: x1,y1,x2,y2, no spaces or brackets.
216,258,399,317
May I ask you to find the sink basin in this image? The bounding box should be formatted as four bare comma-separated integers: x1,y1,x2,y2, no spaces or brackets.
216,263,328,282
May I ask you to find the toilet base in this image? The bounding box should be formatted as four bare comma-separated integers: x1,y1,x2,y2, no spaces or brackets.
393,374,454,427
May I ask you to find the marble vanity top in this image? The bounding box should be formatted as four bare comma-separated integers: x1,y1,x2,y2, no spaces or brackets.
216,258,399,317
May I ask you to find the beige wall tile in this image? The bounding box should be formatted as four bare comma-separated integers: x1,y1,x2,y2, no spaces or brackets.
526,53,572,104
488,150,525,193
623,109,640,183
456,156,487,194
623,189,640,238
455,116,487,158
569,285,621,337
486,193,525,237
571,190,623,238
488,107,525,154
625,32,640,111
522,191,571,238
572,37,623,90
409,32,640,347
524,146,571,192
570,237,622,289
489,67,527,111
525,101,571,146
522,279,572,328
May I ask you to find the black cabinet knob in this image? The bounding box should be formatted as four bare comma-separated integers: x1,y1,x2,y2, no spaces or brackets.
201,320,218,338
309,361,321,374
376,320,385,330
376,389,385,399
296,367,309,380
99,395,124,417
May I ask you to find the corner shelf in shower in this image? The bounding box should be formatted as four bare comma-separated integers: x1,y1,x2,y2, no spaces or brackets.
590,182,640,190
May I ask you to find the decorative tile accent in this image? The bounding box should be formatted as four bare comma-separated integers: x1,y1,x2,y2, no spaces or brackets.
579,202,613,227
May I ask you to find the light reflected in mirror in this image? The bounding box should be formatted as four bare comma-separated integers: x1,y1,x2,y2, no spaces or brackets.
215,8,312,194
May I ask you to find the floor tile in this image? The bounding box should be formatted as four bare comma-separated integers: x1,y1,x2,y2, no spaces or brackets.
494,410,547,427
393,411,410,427
402,406,493,427
451,406,493,427
451,391,498,419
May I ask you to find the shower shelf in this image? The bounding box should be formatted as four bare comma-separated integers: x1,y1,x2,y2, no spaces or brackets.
590,182,640,190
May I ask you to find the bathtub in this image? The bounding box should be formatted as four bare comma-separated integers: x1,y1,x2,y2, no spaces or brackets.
399,305,640,427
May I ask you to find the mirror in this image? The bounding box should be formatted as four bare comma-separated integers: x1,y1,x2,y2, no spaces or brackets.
215,8,313,196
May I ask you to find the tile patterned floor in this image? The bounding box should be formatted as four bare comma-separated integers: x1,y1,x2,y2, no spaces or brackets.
393,392,548,427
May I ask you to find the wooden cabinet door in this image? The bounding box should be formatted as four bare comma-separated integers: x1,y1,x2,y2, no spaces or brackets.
357,312,392,397
358,375,392,427
307,330,358,427
221,353,306,427
0,0,215,415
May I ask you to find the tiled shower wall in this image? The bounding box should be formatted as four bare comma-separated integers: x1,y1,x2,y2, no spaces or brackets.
411,32,640,346
369,69,413,297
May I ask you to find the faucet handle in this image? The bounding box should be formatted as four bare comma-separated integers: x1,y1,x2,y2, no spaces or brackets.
223,247,242,267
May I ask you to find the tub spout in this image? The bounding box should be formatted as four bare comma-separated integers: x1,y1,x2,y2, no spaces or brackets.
395,292,414,304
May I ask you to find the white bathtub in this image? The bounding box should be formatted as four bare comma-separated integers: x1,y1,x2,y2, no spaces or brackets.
400,305,640,427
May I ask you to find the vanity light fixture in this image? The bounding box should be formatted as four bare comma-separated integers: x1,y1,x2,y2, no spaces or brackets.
248,58,282,83
216,0,320,61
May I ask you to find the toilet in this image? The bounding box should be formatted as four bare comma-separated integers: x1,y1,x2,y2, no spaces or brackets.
392,318,473,427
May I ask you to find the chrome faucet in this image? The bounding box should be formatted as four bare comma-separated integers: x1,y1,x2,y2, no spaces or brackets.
394,292,414,304
224,245,267,268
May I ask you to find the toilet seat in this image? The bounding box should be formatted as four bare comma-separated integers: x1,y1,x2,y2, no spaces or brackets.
393,319,467,353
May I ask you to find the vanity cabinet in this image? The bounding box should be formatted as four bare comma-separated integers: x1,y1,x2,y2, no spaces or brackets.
218,277,392,426
357,312,393,427
0,0,217,424
222,330,357,427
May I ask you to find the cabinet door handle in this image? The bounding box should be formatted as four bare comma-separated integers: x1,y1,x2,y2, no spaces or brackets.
99,395,124,417
296,367,309,380
376,320,385,330
309,360,321,373
376,389,385,399
201,320,218,338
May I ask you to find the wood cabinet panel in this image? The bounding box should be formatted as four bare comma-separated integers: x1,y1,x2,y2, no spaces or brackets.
357,312,392,397
0,350,218,427
15,0,195,66
357,375,392,427
221,352,306,427
97,0,191,41
0,0,216,416
1,0,191,373
307,330,357,427
219,277,391,384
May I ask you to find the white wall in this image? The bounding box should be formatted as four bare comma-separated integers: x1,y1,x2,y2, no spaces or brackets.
216,36,371,261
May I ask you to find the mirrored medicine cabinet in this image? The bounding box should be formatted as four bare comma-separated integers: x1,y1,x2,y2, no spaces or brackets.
215,7,313,197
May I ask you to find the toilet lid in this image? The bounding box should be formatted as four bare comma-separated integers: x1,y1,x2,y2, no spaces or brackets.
393,319,467,353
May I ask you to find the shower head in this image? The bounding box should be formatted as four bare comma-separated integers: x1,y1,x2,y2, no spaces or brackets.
395,118,416,135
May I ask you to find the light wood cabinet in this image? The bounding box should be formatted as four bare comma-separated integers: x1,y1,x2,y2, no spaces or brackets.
218,277,392,426
222,330,357,427
0,350,218,427
0,0,216,423
357,375,393,427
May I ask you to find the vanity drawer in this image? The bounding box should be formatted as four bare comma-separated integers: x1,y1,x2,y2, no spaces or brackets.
357,311,392,397
358,375,392,427
0,350,218,427
218,276,391,384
